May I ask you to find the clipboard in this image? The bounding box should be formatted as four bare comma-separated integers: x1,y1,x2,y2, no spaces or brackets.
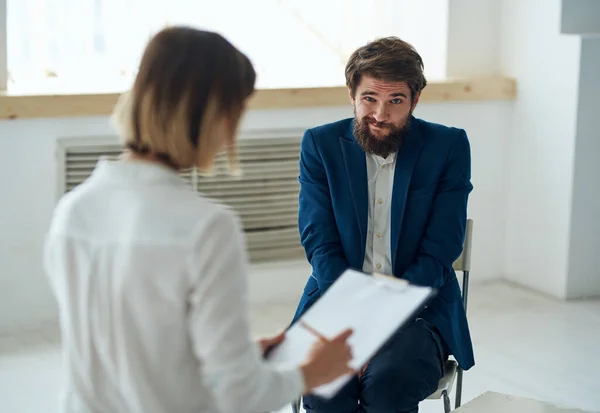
265,269,436,398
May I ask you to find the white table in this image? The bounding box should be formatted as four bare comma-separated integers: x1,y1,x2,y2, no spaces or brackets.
455,392,597,413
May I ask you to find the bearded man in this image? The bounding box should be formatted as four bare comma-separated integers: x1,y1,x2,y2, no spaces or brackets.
291,37,475,413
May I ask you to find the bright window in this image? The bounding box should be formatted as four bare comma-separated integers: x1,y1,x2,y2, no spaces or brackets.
4,0,448,93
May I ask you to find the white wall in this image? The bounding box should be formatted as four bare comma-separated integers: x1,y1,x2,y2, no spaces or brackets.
445,0,600,300
0,117,114,334
566,37,600,298
0,101,511,333
499,0,582,299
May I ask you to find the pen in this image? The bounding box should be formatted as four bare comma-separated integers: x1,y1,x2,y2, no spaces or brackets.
299,320,330,343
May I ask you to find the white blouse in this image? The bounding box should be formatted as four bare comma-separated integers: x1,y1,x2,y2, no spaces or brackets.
43,159,304,413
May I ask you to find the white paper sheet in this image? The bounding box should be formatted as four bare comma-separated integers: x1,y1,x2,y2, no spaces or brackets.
266,269,434,398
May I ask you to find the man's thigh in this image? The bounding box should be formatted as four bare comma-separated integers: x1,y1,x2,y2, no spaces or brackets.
359,319,446,413
302,319,446,413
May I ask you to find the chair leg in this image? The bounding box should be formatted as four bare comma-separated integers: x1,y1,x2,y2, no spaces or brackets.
442,390,451,413
292,397,301,413
455,367,463,408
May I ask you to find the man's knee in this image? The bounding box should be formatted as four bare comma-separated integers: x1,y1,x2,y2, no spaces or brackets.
360,362,438,412
359,320,445,412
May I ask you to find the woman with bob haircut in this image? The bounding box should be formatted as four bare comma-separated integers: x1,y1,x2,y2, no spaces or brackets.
44,26,353,413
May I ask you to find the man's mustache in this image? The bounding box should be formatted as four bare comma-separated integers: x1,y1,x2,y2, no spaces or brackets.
364,117,392,129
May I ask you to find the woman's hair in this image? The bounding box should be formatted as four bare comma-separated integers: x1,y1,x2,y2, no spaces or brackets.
111,26,256,173
345,36,426,103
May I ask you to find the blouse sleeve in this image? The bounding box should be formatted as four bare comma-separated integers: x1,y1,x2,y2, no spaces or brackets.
187,209,304,413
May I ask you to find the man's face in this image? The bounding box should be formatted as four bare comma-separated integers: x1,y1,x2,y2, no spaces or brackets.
350,76,419,157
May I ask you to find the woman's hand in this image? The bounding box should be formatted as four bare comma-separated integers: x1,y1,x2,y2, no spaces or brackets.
300,328,354,392
256,330,286,357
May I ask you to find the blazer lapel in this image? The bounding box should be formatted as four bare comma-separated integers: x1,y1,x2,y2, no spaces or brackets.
391,117,425,270
339,122,368,256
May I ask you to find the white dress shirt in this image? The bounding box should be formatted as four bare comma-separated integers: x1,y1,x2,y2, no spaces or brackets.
43,159,304,413
362,152,397,276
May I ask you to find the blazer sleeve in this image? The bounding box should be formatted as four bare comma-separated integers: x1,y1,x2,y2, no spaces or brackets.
297,129,349,292
401,129,473,288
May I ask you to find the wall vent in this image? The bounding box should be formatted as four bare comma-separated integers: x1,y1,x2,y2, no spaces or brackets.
57,129,305,263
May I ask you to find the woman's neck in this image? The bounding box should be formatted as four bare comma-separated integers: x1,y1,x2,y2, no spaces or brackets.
119,150,179,172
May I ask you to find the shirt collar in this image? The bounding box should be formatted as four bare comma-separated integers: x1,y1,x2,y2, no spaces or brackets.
369,151,397,165
90,157,189,187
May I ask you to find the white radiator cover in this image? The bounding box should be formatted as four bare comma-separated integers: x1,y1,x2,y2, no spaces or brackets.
56,129,306,263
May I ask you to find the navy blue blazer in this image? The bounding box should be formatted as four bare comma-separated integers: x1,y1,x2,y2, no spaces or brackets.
291,116,475,370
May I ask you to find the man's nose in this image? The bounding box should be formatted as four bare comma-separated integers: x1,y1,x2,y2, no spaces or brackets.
372,104,388,122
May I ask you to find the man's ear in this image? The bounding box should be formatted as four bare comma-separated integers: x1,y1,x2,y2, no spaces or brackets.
412,91,421,109
348,86,355,105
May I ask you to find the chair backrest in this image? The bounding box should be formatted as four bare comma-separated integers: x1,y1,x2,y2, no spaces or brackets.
452,219,473,272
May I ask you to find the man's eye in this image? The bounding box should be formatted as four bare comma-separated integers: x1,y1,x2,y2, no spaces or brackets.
391,98,403,104
364,96,376,102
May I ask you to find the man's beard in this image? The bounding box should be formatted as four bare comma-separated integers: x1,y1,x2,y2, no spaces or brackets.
353,112,411,158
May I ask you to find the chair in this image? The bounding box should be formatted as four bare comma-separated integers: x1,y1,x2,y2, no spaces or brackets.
291,219,474,413
426,218,473,413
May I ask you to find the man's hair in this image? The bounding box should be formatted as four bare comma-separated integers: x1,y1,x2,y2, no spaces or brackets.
111,26,256,172
345,37,427,102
